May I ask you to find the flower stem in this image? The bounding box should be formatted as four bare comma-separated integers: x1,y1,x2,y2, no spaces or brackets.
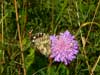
14,0,26,75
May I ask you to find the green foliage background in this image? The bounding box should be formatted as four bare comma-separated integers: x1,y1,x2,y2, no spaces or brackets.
0,0,100,75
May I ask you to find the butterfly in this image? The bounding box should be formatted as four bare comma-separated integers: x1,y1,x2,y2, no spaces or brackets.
29,30,51,57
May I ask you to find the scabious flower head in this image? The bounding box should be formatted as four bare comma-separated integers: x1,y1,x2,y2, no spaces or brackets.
50,30,79,65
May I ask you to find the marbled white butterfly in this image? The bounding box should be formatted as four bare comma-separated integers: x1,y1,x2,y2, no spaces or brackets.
29,30,51,57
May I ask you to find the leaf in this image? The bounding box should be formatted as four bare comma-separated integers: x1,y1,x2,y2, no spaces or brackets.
25,48,35,70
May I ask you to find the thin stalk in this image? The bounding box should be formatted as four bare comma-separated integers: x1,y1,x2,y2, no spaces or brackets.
55,0,67,24
86,0,100,42
90,55,100,75
22,0,27,39
54,0,67,33
1,0,4,49
47,58,53,75
75,1,91,74
1,0,5,64
85,0,100,74
13,0,26,75
51,0,54,33
55,63,62,75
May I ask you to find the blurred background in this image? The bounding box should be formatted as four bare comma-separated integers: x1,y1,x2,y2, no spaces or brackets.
0,0,100,75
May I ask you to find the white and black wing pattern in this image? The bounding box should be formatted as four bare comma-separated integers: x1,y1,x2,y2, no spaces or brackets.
30,33,51,57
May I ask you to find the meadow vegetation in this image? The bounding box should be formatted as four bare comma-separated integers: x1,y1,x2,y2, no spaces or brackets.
0,0,100,75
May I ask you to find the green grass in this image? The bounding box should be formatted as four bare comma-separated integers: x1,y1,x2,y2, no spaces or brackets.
0,0,100,75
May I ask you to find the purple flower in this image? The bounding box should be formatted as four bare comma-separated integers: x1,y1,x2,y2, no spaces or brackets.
50,30,79,65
